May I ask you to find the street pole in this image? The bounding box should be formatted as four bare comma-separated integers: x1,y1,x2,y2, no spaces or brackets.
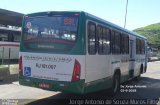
124,0,128,28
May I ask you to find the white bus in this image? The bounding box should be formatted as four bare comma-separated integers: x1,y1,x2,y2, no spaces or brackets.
0,26,21,64
19,11,147,95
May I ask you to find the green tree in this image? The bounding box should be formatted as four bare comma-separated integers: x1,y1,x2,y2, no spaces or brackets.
133,23,160,47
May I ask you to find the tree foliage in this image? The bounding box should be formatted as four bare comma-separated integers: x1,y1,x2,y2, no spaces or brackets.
133,23,160,47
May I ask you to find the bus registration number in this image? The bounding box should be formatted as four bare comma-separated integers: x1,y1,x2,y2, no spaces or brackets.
36,63,56,69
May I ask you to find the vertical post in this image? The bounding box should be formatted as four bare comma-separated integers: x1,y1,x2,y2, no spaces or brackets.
124,0,128,28
2,47,4,65
8,48,11,70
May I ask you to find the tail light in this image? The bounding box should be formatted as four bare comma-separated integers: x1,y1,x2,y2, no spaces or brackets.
71,60,81,82
19,56,23,74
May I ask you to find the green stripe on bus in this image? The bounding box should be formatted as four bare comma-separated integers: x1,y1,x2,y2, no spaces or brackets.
129,59,135,61
111,61,120,64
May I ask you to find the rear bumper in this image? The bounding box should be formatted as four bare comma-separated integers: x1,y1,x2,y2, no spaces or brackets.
19,76,85,94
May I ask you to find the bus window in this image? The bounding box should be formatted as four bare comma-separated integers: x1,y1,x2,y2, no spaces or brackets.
103,28,110,54
124,34,129,54
0,31,6,41
8,33,14,42
0,28,21,42
136,38,139,54
88,21,96,54
115,32,120,54
121,33,125,54
23,16,79,52
141,40,145,54
111,31,120,54
14,34,21,42
136,38,142,54
97,25,103,54
111,30,115,54
97,26,110,55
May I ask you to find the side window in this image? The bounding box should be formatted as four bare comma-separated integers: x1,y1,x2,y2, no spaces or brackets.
97,26,111,54
0,33,8,42
121,34,125,54
124,34,129,54
141,40,145,54
88,21,96,54
97,25,103,54
14,32,21,42
14,34,21,42
8,33,14,42
103,28,111,54
136,38,139,54
139,40,142,54
136,38,142,54
114,31,121,54
111,30,115,54
111,30,121,54
136,38,138,54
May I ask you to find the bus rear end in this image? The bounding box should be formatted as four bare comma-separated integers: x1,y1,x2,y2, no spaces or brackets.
19,11,86,94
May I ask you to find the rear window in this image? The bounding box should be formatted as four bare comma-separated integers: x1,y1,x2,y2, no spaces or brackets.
23,15,79,52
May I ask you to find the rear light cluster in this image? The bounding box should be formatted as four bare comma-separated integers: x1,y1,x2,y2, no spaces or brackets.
19,56,23,75
71,60,81,82
39,83,50,89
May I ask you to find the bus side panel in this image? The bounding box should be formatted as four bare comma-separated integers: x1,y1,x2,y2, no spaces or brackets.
84,55,112,93
112,55,130,83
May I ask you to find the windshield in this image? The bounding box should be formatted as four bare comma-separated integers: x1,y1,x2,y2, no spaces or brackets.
23,15,79,52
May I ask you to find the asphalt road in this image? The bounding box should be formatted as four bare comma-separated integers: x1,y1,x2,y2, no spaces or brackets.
0,61,160,105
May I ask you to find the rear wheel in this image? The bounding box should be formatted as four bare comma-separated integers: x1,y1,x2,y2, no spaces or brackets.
134,74,141,81
110,73,120,96
134,65,143,81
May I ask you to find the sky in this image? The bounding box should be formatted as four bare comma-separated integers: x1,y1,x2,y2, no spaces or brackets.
0,0,160,30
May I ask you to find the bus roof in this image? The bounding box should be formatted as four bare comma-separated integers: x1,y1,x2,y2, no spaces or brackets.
25,11,146,40
0,8,24,27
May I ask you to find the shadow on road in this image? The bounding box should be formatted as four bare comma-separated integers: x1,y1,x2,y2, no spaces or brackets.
26,77,160,105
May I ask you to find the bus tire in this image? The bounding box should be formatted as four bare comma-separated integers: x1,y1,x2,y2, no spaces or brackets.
135,65,143,81
140,64,143,74
134,74,141,81
110,73,120,96
144,66,147,73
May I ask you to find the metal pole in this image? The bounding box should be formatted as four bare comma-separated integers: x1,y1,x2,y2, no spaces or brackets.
124,0,128,28
2,47,4,65
8,48,11,69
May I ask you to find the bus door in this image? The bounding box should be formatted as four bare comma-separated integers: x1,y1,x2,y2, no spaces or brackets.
129,40,135,78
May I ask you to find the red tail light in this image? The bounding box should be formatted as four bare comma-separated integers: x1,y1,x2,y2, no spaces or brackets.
19,56,23,74
71,60,81,82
